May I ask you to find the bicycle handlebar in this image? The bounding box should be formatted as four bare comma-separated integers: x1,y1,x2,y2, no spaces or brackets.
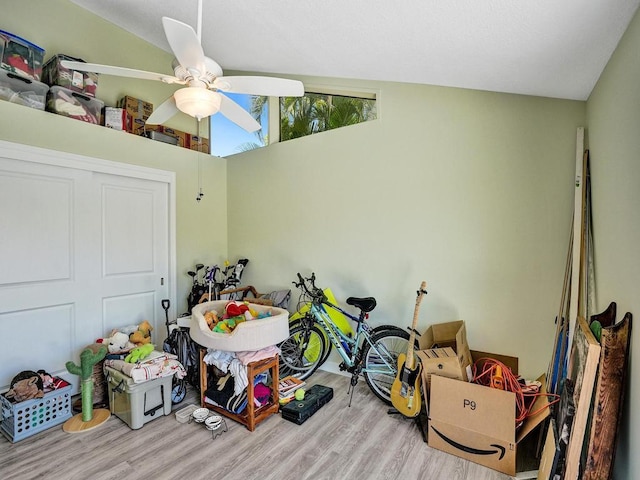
293,272,326,304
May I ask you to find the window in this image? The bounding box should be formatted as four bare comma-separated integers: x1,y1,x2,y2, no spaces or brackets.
280,91,377,142
210,88,377,156
210,92,268,157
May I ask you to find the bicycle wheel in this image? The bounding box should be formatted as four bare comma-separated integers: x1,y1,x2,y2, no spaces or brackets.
371,324,408,337
289,313,332,366
279,324,326,380
362,329,414,404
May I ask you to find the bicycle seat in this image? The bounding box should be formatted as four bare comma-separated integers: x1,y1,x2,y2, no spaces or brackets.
346,296,377,313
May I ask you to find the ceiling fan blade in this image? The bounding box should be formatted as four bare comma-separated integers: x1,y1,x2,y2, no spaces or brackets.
162,17,207,77
59,60,182,84
146,96,180,125
219,95,261,132
214,76,304,97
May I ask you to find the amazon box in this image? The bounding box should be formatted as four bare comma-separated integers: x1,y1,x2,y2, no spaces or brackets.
417,320,473,397
428,353,549,476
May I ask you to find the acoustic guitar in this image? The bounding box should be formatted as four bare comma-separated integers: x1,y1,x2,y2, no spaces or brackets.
390,281,427,417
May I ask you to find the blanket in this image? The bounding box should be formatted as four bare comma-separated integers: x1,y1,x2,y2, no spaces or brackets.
104,350,186,383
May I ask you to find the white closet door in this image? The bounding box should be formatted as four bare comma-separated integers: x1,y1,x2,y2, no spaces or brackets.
96,172,169,344
0,155,170,391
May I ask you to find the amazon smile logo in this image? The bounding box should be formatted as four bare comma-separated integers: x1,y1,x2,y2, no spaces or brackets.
430,426,506,460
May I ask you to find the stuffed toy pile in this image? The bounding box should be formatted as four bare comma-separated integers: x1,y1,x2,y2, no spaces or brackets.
204,300,272,333
96,320,154,354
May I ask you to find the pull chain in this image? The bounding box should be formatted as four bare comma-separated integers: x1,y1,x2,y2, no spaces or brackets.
196,118,204,202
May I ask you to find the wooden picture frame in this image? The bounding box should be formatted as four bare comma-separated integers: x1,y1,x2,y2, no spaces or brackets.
563,316,600,480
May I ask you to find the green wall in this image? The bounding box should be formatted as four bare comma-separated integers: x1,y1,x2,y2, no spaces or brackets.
587,6,640,479
227,76,586,380
1,0,227,315
8,1,633,476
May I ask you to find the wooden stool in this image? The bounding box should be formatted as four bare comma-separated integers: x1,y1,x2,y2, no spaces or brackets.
200,350,279,431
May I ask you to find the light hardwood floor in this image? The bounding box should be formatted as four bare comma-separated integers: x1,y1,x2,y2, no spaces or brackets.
1,371,514,480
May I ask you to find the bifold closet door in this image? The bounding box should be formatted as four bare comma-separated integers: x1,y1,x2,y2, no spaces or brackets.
0,157,169,391
95,172,169,351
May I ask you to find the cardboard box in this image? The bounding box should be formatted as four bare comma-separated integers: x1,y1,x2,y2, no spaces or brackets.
416,347,462,394
116,95,153,134
417,320,473,388
147,130,179,146
162,127,189,148
428,354,549,476
103,107,128,130
189,134,210,153
117,95,152,119
130,117,147,136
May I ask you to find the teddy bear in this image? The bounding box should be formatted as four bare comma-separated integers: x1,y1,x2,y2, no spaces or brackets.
129,320,153,346
96,331,134,354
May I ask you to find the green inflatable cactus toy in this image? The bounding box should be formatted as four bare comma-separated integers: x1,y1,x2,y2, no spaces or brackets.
63,344,111,433
66,346,107,422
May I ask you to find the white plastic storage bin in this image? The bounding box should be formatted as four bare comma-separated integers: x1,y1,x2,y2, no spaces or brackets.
46,85,103,124
105,366,173,429
0,29,45,81
0,69,48,110
42,54,98,97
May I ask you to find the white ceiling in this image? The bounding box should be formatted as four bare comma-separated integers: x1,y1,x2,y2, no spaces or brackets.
71,0,639,101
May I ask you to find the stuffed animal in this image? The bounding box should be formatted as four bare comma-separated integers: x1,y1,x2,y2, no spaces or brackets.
129,320,153,346
96,331,134,354
124,343,155,363
204,310,219,329
37,369,56,390
225,301,249,318
5,370,44,403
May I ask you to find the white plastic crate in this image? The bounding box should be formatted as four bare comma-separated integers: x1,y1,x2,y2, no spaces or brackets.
0,379,72,442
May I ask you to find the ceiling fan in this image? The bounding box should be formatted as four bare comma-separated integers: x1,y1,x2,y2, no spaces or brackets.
60,0,304,132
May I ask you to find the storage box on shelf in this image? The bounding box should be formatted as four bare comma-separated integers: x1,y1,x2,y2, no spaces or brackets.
162,127,189,148
104,366,173,430
42,54,98,97
0,69,48,110
146,130,179,145
103,107,129,131
0,29,45,81
46,85,103,124
0,378,72,443
117,95,153,135
142,124,179,145
189,134,210,153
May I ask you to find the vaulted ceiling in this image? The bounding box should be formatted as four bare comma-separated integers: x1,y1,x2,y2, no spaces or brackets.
71,0,640,101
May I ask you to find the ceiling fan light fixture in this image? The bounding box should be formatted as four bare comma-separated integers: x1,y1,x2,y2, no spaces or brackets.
174,88,221,120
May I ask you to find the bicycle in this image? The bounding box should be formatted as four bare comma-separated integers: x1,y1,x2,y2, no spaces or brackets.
279,273,418,405
195,258,251,305
287,289,407,370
